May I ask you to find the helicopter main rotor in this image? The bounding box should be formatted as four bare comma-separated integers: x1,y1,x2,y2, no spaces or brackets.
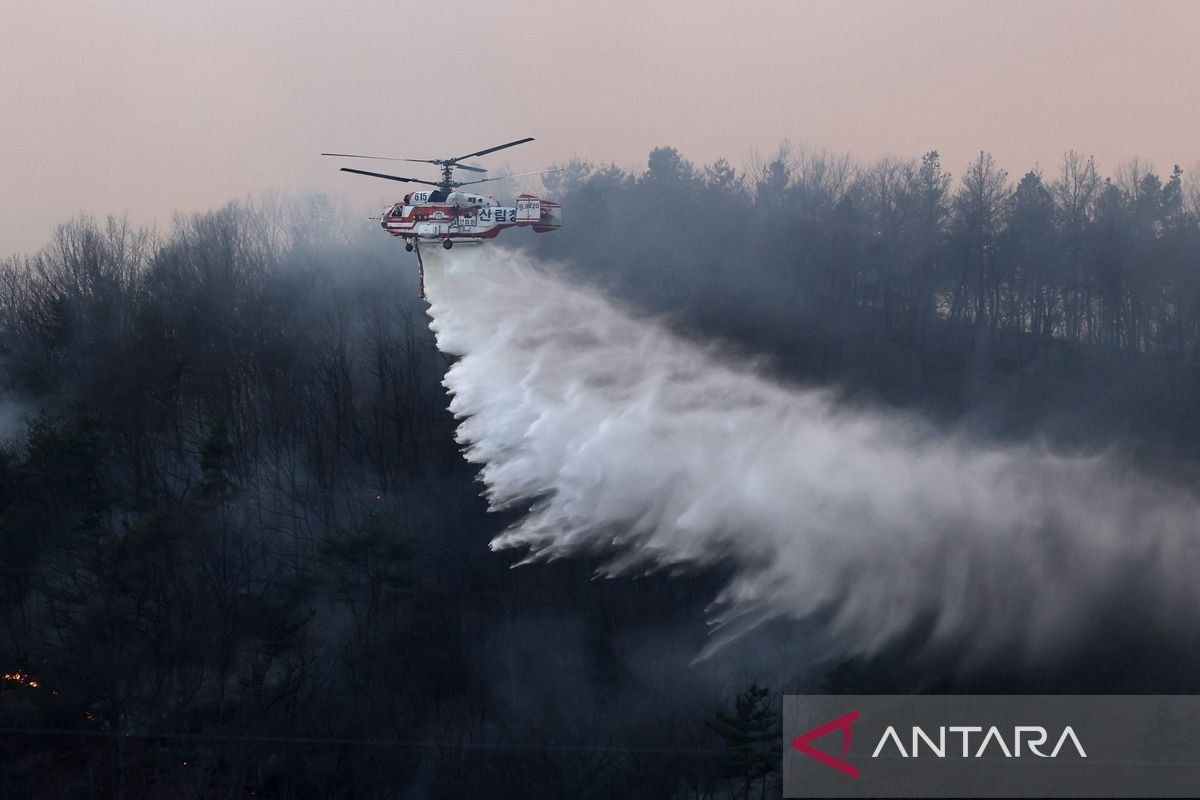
323,137,540,193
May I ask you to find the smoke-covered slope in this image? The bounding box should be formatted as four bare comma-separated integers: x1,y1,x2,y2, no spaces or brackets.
421,245,1200,671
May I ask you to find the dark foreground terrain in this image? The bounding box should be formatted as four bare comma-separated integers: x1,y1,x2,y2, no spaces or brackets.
3,147,1200,797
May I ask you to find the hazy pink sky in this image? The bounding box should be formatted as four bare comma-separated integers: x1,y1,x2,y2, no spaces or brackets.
3,0,1198,256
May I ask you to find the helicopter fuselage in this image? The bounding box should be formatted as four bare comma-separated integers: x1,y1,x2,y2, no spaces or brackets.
381,191,561,245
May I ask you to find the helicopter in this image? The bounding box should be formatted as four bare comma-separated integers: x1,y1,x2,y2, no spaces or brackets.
323,137,562,258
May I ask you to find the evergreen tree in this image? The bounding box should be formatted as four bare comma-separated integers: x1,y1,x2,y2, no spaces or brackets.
708,683,781,800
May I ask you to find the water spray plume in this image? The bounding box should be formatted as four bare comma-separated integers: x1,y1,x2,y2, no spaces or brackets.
420,246,1200,672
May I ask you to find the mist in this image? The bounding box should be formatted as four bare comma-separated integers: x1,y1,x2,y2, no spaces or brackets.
423,245,1200,672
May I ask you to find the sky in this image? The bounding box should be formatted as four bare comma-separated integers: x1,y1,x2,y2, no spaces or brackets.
2,0,1199,257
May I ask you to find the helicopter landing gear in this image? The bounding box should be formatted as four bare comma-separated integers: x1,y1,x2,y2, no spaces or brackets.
442,239,453,250
405,242,414,252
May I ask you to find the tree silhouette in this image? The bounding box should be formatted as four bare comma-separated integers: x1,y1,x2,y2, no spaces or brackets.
708,683,781,800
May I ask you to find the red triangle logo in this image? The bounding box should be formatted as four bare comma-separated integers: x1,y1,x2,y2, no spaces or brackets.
791,709,860,778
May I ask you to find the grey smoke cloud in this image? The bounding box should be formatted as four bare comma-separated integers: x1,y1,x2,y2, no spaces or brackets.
420,246,1200,671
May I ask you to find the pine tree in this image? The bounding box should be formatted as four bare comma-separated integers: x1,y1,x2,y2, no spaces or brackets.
708,683,781,800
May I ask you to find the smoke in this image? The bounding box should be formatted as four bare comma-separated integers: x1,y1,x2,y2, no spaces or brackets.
421,245,1200,672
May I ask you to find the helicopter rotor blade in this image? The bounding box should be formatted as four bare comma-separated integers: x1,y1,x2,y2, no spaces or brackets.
324,147,519,171
326,141,539,182
451,137,535,163
402,158,486,173
456,168,563,187
322,152,416,161
338,168,441,187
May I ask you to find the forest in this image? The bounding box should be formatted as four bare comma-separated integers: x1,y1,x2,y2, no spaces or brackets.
3,143,1200,798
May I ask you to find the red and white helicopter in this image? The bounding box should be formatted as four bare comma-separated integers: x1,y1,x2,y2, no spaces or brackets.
324,137,562,293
